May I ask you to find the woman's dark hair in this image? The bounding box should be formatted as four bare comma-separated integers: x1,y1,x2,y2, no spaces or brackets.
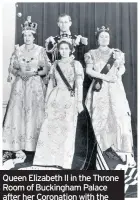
95,30,111,47
57,41,73,52
57,41,73,59
95,30,110,41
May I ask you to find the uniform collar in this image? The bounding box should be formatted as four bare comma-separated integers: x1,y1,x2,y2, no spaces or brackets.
60,30,71,36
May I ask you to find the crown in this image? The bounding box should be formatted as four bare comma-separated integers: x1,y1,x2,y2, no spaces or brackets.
21,16,37,34
95,26,109,35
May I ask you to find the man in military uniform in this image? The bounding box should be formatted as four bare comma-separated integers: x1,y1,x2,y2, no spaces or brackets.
45,13,88,63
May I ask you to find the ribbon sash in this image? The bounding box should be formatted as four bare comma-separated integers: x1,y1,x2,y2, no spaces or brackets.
56,62,75,97
92,52,116,92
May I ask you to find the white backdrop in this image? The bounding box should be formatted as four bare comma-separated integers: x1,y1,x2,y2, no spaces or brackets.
3,3,16,116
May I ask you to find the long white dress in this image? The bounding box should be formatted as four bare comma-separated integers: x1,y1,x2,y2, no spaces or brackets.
33,58,84,169
3,44,50,152
85,48,134,155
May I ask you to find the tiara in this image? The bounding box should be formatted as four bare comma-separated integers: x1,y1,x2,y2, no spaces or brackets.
58,37,73,45
21,16,37,34
95,26,109,35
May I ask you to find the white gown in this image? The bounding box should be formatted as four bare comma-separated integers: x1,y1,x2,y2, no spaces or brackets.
3,44,50,151
33,58,84,169
85,48,134,155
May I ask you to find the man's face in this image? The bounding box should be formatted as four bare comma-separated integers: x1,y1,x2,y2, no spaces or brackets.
57,16,72,32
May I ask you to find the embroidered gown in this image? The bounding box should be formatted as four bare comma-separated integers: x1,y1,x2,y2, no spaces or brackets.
3,44,50,152
85,48,134,156
33,58,85,169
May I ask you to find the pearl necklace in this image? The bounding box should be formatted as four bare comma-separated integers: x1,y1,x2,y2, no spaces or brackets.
59,56,74,64
24,44,35,52
95,47,111,62
98,47,110,55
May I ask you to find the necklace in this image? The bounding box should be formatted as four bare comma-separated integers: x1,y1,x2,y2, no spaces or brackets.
25,44,35,52
59,56,73,64
95,47,111,62
98,47,110,55
22,57,34,71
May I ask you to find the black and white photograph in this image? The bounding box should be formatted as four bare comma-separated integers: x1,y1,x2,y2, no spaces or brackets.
1,1,138,198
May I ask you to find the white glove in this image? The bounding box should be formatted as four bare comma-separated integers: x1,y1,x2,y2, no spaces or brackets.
81,37,88,45
74,35,82,45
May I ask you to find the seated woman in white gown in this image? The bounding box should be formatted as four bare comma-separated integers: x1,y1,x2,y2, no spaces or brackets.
85,26,136,168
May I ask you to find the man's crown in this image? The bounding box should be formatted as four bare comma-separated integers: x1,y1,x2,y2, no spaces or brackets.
95,26,109,35
21,16,37,34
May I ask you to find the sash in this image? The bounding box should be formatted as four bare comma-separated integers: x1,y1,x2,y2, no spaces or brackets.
56,62,75,97
92,52,116,92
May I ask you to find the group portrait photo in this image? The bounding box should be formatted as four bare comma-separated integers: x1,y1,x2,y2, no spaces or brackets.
2,2,138,198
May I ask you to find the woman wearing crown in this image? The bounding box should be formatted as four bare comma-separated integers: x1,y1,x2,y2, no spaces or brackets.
19,37,96,170
3,16,51,163
85,26,136,168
